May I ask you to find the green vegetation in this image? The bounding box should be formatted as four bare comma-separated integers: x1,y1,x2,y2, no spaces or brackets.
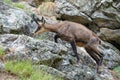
5,61,33,77
0,47,4,56
3,0,25,9
30,70,62,80
3,0,12,4
44,0,54,2
5,60,63,80
13,3,25,9
114,66,120,79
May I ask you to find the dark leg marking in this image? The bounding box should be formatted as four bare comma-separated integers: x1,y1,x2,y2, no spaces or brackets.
70,40,80,63
85,46,102,72
90,46,104,66
54,35,60,43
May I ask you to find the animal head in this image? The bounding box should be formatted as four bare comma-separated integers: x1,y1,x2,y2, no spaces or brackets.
31,14,49,35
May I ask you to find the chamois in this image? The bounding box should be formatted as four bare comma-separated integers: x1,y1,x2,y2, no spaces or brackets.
32,14,104,71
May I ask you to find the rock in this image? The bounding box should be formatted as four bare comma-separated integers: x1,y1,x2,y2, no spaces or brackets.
99,41,120,69
0,2,38,35
0,62,5,72
0,34,119,80
91,0,120,29
0,34,67,67
55,0,120,29
36,2,57,18
58,65,96,80
99,69,114,80
58,64,115,80
37,65,66,79
28,0,43,7
28,0,55,7
99,28,120,50
0,1,12,11
55,0,93,24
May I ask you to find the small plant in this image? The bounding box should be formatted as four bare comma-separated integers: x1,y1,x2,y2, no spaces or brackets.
3,0,12,4
13,3,25,9
114,66,120,79
5,61,33,77
3,0,25,9
30,70,63,80
30,70,53,80
0,47,4,56
5,60,63,80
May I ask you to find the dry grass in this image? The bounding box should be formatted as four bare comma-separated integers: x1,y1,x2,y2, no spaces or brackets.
35,2,57,17
0,72,19,80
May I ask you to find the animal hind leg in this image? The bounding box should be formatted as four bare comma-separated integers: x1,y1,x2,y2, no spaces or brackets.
90,46,104,66
85,46,100,65
70,40,80,63
85,46,102,72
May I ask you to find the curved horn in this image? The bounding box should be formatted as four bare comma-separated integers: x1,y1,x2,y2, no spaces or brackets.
41,16,45,25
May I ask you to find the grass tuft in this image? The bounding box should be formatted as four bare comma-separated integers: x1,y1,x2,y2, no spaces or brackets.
114,66,120,79
5,60,63,80
0,47,4,56
13,3,25,9
5,61,33,77
3,0,25,9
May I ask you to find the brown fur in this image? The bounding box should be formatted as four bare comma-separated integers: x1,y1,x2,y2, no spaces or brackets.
35,21,98,46
33,16,104,71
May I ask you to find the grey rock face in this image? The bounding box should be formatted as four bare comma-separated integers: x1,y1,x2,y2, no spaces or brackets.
99,28,120,49
37,65,66,78
0,34,67,66
0,34,119,80
55,0,120,29
0,0,120,79
91,0,120,29
0,2,37,35
0,1,12,11
55,0,93,24
0,62,5,71
99,41,120,69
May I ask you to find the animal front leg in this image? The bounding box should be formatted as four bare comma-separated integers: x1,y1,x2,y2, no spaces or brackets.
70,40,80,63
54,34,60,43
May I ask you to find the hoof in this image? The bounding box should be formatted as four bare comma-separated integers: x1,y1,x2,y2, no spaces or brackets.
97,65,104,74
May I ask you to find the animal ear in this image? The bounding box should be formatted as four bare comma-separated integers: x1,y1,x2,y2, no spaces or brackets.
41,16,45,24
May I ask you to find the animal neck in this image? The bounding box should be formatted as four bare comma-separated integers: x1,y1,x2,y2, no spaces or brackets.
43,23,60,33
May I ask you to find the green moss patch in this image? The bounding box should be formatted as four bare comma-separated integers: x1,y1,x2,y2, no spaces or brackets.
5,60,63,80
3,0,25,9
114,66,120,79
0,47,4,56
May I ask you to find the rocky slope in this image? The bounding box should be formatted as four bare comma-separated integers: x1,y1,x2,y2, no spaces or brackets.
0,0,120,80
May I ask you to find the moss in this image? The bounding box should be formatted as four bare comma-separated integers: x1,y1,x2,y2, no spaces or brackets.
5,61,33,77
12,3,25,9
0,47,4,56
5,60,63,80
3,0,25,9
3,0,12,4
114,66,120,79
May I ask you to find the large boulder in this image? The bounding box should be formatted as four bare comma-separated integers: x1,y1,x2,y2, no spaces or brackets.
0,1,37,35
0,34,120,80
0,34,67,67
99,28,120,50
28,0,55,7
99,41,120,68
91,0,120,29
55,0,93,24
55,0,120,29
